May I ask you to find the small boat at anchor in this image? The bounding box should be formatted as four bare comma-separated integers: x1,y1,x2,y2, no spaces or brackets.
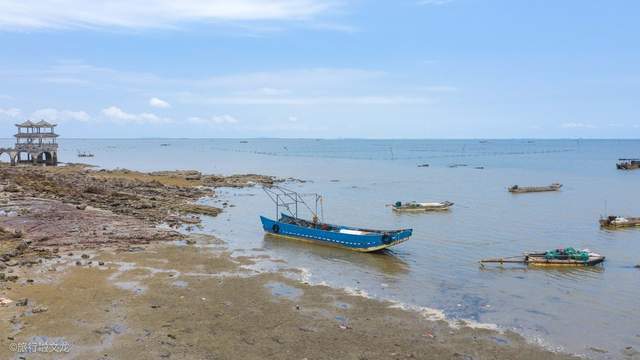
391,201,453,212
599,216,640,229
260,186,412,252
616,158,640,170
508,183,562,193
481,247,605,267
77,150,94,158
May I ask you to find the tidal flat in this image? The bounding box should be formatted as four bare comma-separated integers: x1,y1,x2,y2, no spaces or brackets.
0,164,575,359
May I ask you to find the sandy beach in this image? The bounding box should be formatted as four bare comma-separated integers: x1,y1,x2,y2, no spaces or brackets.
0,165,577,359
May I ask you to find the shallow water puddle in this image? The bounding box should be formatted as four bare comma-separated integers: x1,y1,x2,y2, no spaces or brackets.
113,281,147,295
172,280,189,288
264,281,303,301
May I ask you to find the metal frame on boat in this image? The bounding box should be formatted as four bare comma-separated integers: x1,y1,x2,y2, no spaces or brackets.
260,186,413,252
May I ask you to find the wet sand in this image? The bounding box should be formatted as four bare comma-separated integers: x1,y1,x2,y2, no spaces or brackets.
0,165,576,359
0,235,576,360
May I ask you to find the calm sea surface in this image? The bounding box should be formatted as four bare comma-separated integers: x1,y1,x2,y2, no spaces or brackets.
3,138,639,357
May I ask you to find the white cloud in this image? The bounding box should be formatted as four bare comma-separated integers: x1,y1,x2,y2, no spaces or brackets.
0,107,21,117
102,106,171,124
288,116,299,122
32,108,90,122
31,63,422,106
561,122,596,129
0,0,336,30
149,97,171,108
188,115,239,125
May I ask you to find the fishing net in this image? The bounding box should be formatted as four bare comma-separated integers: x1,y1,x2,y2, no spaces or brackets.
544,247,589,261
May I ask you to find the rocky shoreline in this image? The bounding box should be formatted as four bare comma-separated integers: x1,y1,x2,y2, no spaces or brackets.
0,165,576,359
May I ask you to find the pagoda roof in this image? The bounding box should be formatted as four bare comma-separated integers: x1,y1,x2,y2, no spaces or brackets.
16,120,35,127
15,119,57,128
35,120,56,127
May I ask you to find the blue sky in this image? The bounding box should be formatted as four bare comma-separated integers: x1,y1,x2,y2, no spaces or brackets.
0,0,638,138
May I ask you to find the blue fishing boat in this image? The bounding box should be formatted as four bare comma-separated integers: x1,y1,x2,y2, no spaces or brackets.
260,187,413,252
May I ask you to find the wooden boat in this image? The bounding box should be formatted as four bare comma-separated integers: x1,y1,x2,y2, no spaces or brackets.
481,248,605,267
391,201,453,212
599,215,640,228
261,214,412,252
617,158,640,170
261,186,412,252
508,183,562,193
77,150,94,158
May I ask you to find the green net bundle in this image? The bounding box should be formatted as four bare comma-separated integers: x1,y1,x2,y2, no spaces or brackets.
544,247,589,261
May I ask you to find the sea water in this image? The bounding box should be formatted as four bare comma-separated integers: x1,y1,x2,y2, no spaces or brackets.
4,138,639,358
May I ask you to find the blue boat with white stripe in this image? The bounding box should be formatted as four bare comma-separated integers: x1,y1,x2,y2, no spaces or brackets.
260,186,413,252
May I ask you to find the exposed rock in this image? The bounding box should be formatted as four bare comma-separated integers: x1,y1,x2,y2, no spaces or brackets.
3,184,21,193
32,306,48,313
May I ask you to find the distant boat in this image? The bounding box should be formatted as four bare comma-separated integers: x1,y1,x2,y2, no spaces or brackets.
616,158,640,170
391,201,453,212
160,143,171,147
508,183,562,193
77,150,94,158
417,163,429,167
599,216,640,229
260,187,412,252
481,248,605,267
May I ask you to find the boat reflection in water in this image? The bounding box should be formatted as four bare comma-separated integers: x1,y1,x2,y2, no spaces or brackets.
262,233,411,276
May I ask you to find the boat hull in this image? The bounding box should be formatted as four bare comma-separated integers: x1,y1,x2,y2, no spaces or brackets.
392,206,451,212
392,201,453,212
526,255,605,267
260,215,412,252
509,186,562,193
600,217,640,228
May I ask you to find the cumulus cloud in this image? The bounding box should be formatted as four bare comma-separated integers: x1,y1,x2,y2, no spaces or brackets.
561,122,596,129
188,115,239,125
32,108,90,122
149,97,171,108
102,106,171,124
0,0,335,30
0,107,21,117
